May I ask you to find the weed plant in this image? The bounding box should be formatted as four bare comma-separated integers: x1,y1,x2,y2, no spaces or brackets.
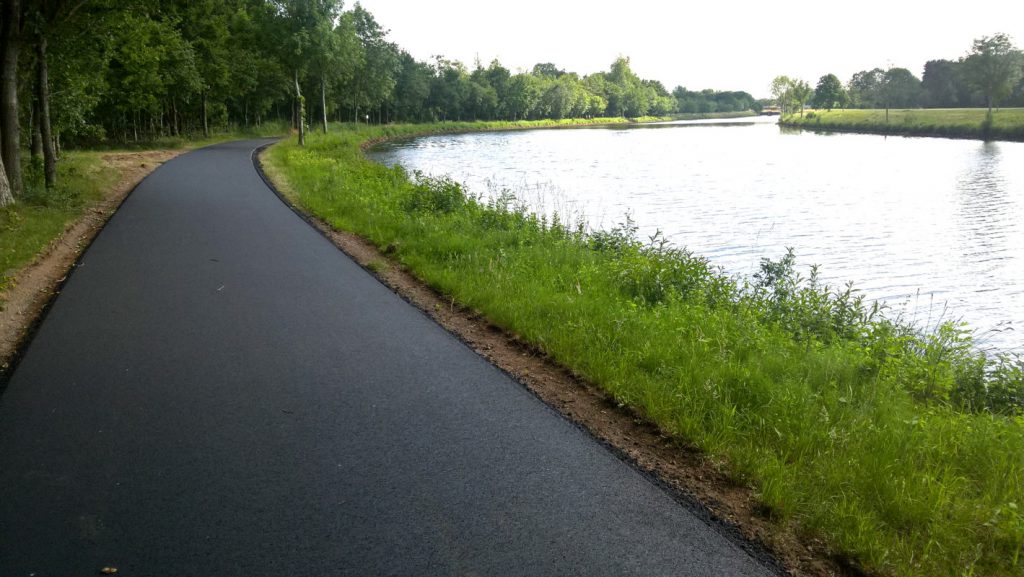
265,123,1024,577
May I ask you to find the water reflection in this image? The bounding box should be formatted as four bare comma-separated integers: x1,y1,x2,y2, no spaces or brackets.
371,122,1024,352
950,142,1023,349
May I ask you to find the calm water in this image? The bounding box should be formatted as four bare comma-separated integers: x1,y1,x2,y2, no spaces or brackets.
371,118,1024,352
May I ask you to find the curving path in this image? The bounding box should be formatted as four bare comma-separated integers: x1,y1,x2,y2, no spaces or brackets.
0,140,779,576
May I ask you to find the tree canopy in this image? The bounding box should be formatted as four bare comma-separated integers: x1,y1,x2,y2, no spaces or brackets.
0,0,758,206
811,74,845,110
962,33,1024,116
775,33,1024,114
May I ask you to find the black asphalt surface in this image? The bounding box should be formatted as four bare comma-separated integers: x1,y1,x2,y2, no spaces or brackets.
0,140,778,576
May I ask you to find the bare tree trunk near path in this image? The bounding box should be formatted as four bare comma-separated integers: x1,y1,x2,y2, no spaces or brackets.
202,92,209,139
0,0,23,197
320,76,327,134
171,98,179,136
30,96,42,160
36,33,56,189
294,71,305,146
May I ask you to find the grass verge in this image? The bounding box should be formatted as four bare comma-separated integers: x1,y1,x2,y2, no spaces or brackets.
263,122,1023,577
782,108,1024,141
0,152,120,289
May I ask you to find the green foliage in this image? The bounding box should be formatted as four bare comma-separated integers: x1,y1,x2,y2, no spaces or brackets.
589,218,732,307
963,33,1024,114
922,59,978,108
672,87,758,114
954,354,1024,416
845,67,923,109
818,35,1024,112
265,124,1024,577
22,0,762,151
0,152,116,288
883,68,925,108
770,75,811,115
751,249,872,345
847,68,885,108
812,74,846,110
402,173,467,214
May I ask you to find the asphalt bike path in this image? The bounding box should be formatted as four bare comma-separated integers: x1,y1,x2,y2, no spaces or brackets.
0,139,779,576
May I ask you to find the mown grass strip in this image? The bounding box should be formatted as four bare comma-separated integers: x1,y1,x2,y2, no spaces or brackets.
782,108,1024,141
264,122,1024,577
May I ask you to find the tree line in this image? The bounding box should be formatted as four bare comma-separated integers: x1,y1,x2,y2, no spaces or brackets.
771,33,1024,116
0,0,758,207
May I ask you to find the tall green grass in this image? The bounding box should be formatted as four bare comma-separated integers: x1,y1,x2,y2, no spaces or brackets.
783,108,1024,141
264,123,1024,577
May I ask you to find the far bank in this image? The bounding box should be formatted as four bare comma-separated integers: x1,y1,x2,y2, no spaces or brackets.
781,108,1024,141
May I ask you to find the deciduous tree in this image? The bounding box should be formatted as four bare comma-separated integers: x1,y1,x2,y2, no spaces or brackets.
1,0,23,197
922,60,969,108
882,67,923,109
811,73,845,110
962,33,1024,118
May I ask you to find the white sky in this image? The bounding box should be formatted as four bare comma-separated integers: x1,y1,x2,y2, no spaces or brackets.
351,0,1024,98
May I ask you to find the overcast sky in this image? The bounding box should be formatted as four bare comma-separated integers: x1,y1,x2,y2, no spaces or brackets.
351,0,1024,97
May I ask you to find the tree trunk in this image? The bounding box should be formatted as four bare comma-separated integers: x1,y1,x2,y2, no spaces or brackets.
30,95,41,160
0,0,22,197
36,33,56,189
294,71,305,146
320,75,327,134
202,92,209,138
172,98,179,136
0,137,12,207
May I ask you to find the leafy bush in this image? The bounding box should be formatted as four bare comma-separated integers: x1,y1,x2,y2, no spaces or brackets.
402,172,468,214
750,248,876,345
955,354,1024,416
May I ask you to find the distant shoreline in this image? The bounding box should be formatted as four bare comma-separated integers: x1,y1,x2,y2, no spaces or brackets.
781,108,1024,142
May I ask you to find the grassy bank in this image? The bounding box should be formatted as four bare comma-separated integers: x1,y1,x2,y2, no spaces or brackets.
782,108,1024,141
348,111,757,140
635,110,759,123
264,122,1024,577
0,152,121,290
